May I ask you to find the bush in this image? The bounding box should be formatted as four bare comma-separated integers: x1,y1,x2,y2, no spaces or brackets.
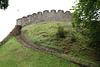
70,32,76,42
56,23,66,38
72,0,100,51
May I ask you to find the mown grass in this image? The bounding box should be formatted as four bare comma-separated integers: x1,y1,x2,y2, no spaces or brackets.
22,22,100,66
0,37,79,67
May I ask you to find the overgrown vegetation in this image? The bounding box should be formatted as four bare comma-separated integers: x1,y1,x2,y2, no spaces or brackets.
72,0,100,51
0,37,79,67
22,22,73,49
56,23,66,38
22,22,100,66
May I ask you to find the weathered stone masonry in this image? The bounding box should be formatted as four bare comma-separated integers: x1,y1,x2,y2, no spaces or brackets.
16,10,73,27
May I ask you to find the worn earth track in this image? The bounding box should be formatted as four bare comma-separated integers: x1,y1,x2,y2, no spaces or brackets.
15,35,88,67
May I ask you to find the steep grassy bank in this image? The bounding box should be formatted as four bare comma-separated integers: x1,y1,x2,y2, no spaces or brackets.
0,37,79,67
22,22,100,66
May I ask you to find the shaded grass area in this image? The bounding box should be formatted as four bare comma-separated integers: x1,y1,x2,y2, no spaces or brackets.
22,22,100,66
0,37,79,67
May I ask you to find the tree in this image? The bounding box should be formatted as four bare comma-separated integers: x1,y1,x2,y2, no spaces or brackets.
72,0,100,50
0,0,9,9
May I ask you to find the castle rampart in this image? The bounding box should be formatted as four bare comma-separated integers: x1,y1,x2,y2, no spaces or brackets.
16,10,74,27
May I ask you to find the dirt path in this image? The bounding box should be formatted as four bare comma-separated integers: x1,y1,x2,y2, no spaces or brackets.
15,35,88,67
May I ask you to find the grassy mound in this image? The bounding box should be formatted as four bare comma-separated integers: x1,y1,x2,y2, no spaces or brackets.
22,22,100,66
22,22,75,49
0,37,79,67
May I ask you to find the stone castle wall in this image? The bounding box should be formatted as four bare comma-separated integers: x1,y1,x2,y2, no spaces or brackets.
16,10,73,27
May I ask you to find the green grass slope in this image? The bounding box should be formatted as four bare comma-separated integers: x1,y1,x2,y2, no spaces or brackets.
22,22,100,66
22,22,73,49
0,37,79,67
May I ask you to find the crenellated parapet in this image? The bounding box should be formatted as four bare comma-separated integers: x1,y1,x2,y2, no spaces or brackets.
16,10,74,27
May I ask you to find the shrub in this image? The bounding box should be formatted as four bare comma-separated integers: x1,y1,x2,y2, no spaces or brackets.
70,30,76,42
56,23,66,38
72,0,100,51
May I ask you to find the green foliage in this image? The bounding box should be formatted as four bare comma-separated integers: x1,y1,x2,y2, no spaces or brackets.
56,23,66,38
70,30,76,42
72,0,100,50
0,0,9,9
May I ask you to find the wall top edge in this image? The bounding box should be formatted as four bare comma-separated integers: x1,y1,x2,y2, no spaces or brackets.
17,10,72,20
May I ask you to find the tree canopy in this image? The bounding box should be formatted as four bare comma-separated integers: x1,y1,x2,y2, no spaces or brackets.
0,0,9,9
72,0,100,50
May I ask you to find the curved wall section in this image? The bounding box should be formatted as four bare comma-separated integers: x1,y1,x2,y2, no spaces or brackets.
16,10,74,27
